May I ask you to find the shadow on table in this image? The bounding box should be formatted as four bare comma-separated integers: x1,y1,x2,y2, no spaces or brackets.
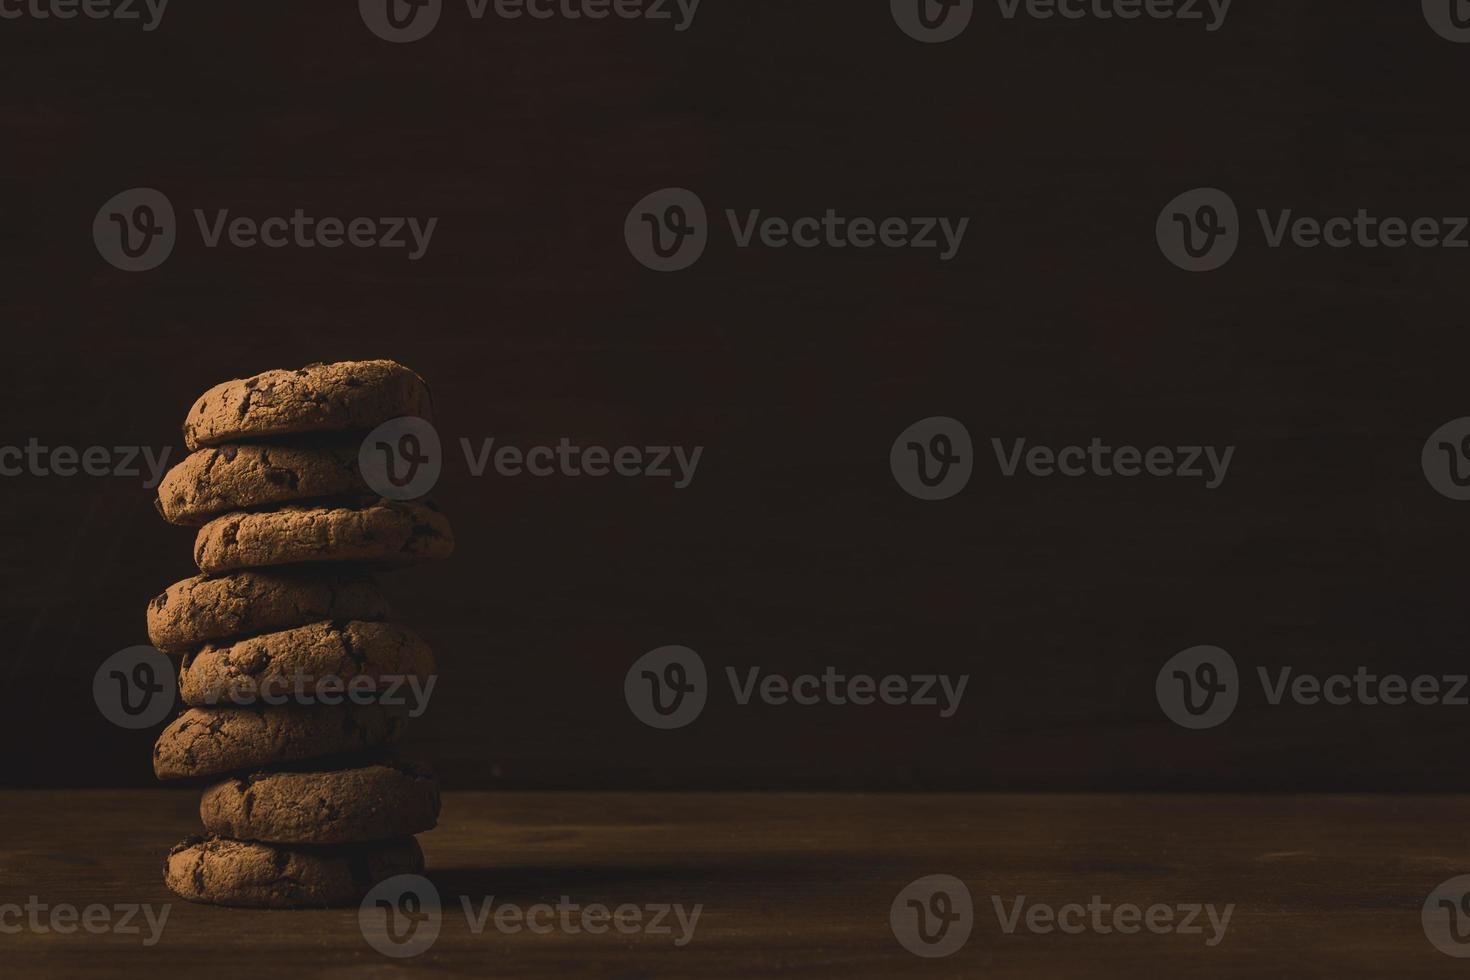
431,854,916,902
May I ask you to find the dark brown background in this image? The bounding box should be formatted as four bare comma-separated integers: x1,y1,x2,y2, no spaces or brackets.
2,1,1466,790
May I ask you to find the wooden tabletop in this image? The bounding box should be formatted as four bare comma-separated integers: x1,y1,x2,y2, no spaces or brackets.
2,790,1466,978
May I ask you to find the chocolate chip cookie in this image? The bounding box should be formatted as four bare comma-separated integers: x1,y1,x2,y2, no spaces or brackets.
156,442,368,526
164,835,424,908
182,359,432,450
178,621,434,706
153,703,407,780
199,760,440,844
192,499,453,575
147,570,389,655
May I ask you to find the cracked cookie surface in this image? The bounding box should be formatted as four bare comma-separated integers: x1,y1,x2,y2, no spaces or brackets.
179,621,434,706
200,760,440,844
147,570,389,655
164,835,424,907
192,499,454,575
157,442,369,526
183,359,432,450
153,703,408,779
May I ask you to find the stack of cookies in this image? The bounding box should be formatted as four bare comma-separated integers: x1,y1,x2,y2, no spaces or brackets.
146,360,453,908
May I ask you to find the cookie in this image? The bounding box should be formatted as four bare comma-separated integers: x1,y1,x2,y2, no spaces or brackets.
164,835,424,908
156,442,368,526
193,499,453,575
200,760,440,844
183,360,432,450
153,703,408,780
179,621,434,706
147,570,389,655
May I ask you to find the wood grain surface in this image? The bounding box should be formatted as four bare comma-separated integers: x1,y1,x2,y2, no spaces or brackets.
3,790,1469,977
